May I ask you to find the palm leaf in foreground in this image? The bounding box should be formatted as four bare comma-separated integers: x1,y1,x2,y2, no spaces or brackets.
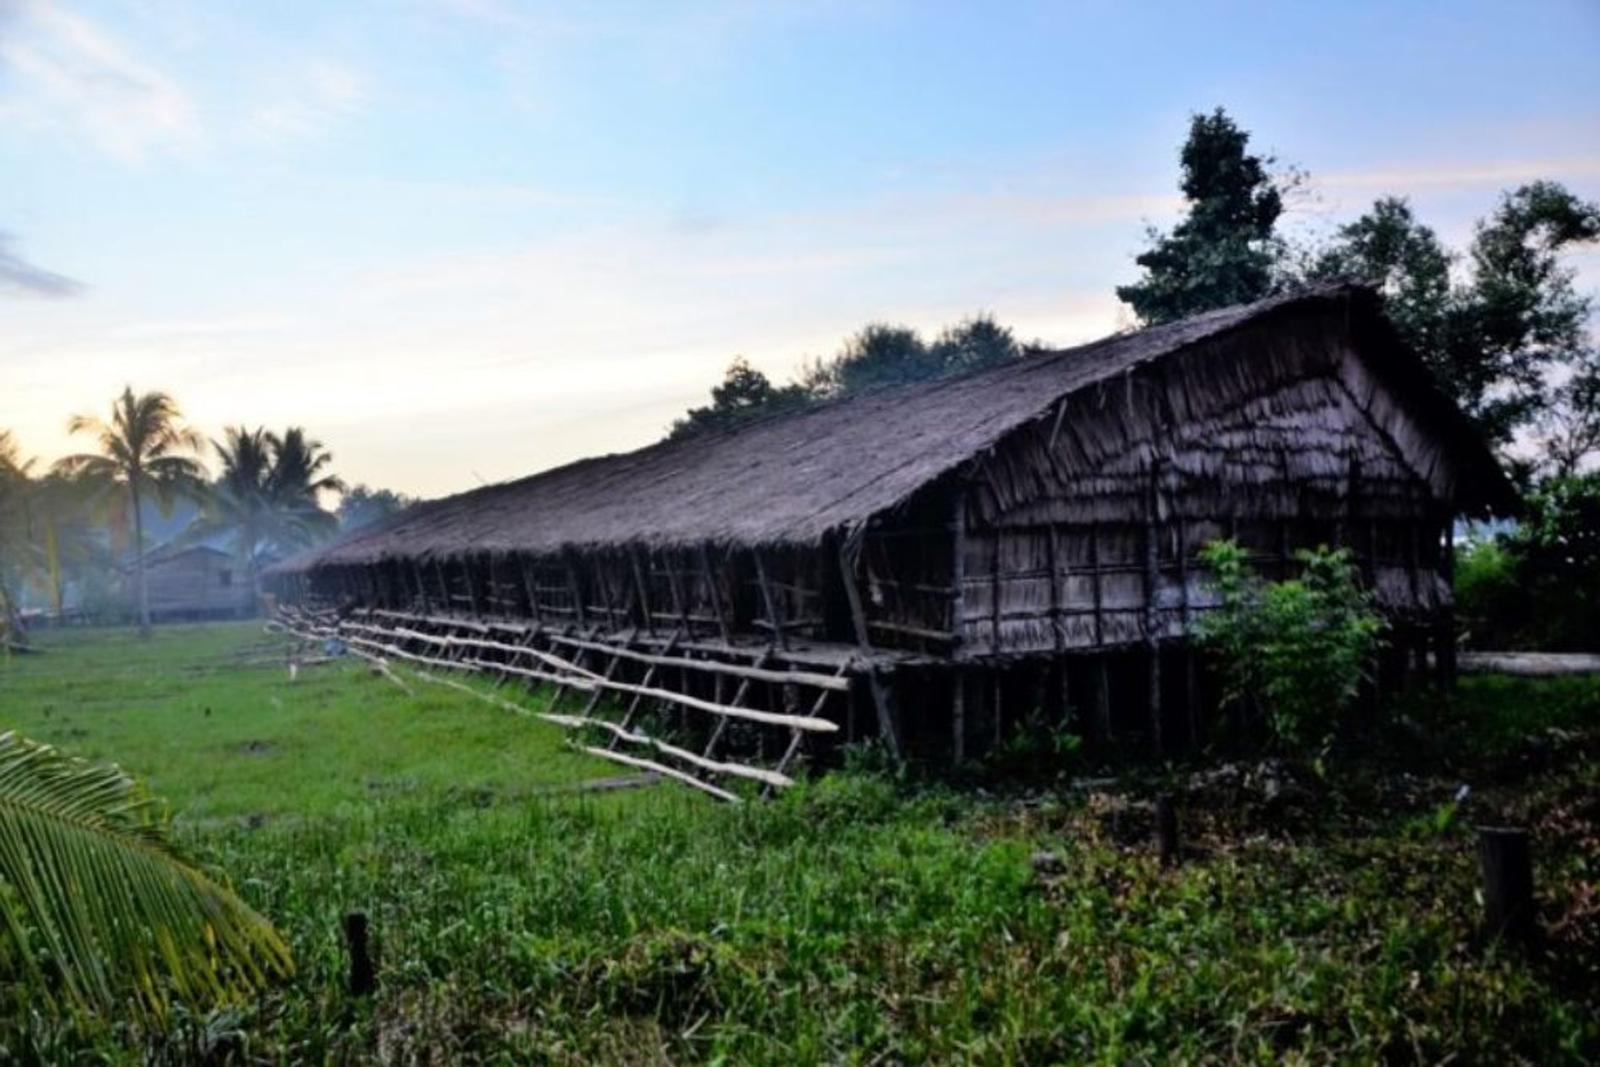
0,731,292,1017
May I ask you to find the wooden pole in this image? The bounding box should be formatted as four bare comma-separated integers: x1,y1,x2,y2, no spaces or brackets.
753,550,787,650
343,912,375,996
698,544,732,643
951,669,965,763
1155,793,1179,868
1145,461,1164,754
1439,517,1458,689
838,532,902,762
1477,826,1534,943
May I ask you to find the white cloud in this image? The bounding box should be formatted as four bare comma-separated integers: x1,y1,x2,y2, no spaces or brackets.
0,0,197,161
248,59,368,142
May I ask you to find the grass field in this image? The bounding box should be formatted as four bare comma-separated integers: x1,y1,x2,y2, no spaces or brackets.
2,622,1597,1063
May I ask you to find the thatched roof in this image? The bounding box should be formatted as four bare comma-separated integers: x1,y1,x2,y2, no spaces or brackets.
277,284,1511,573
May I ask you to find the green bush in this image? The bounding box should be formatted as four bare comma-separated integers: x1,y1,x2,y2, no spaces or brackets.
1456,474,1600,651
1196,540,1386,749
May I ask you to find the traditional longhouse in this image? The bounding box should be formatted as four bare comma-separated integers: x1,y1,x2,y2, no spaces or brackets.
266,284,1514,793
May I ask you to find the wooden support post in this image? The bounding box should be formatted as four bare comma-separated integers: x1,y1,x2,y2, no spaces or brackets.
1155,794,1179,868
1094,657,1112,745
1046,525,1064,655
992,670,1004,748
1477,826,1534,944
666,553,695,636
343,912,375,996
698,545,732,643
1438,518,1458,690
1177,517,1200,750
838,532,902,762
630,550,656,635
517,555,544,624
951,670,966,763
1145,461,1164,754
753,550,787,650
433,561,452,611
989,529,1002,655
564,555,588,629
950,491,967,651
1089,521,1104,646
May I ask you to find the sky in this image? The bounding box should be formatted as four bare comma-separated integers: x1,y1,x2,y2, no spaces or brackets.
3,0,1598,498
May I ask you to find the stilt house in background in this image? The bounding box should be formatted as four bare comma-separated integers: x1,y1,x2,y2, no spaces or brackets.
266,284,1514,793
137,545,257,621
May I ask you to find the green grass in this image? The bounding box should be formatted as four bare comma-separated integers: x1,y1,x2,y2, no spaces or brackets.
0,622,610,819
1,624,1597,1063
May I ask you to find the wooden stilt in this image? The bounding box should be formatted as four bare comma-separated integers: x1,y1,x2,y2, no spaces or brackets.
838,531,901,761
951,669,966,763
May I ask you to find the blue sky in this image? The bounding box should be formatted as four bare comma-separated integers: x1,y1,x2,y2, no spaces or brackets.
4,0,1598,495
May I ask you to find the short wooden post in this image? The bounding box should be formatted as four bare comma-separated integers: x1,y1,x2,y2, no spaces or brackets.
1477,826,1534,943
951,669,966,763
1155,794,1179,868
344,912,375,996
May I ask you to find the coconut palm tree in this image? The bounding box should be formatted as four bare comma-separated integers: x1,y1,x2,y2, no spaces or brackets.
0,730,292,1018
194,426,343,591
56,388,205,638
0,431,36,643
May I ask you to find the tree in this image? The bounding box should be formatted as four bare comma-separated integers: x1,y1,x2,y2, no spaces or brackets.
669,358,813,439
671,315,1027,439
0,432,35,642
55,388,205,638
0,730,291,1018
1117,108,1293,325
196,426,344,588
1311,182,1600,449
338,484,415,531
929,314,1022,375
805,323,937,397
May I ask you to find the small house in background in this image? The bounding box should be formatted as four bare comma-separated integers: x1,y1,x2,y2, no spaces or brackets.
136,545,258,621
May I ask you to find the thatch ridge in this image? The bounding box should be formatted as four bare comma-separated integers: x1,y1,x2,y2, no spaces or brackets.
272,283,1510,574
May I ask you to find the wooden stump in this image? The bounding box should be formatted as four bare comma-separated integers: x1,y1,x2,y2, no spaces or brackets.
1477,827,1534,944
1155,793,1180,868
344,912,376,996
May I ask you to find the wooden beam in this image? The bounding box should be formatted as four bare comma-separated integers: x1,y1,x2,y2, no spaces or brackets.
1145,460,1164,754
838,530,902,761
753,550,787,650
698,544,732,643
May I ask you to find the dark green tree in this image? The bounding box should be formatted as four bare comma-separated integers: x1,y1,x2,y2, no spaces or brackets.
929,314,1022,375
1117,108,1292,325
807,324,935,396
1311,182,1600,450
338,484,416,531
669,358,812,439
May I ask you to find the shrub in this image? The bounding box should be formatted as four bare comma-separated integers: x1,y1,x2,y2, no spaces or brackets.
1196,540,1386,749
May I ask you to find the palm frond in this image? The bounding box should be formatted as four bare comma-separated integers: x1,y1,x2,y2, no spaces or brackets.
0,731,293,1017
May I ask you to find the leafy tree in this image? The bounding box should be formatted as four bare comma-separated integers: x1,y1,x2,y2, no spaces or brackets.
1196,540,1386,749
672,316,1025,438
806,323,936,397
1117,108,1294,325
1540,350,1600,477
929,314,1022,375
1311,182,1600,449
669,358,813,439
338,484,416,531
0,730,291,1018
1457,473,1600,651
55,388,205,638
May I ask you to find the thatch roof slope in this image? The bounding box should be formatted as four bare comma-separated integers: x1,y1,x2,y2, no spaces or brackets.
279,284,1511,572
